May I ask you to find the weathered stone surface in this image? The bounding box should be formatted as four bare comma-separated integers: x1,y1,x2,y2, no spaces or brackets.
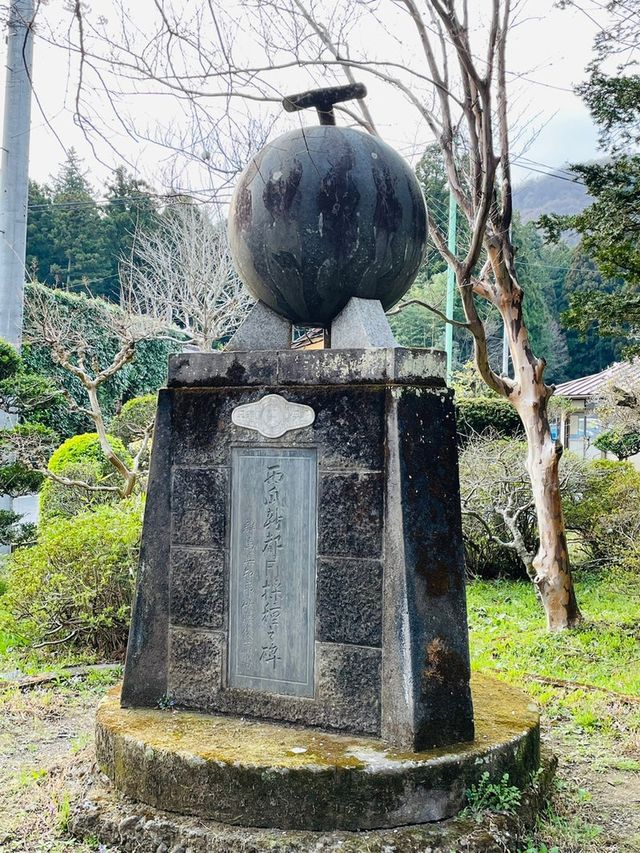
169,350,279,389
73,749,558,853
97,675,540,832
315,643,381,732
171,467,228,548
121,390,172,707
278,347,446,387
227,126,426,327
382,386,474,750
122,346,474,747
170,548,224,630
225,300,292,351
168,627,223,707
167,347,445,388
231,393,315,437
228,447,316,698
331,297,398,348
165,640,381,735
316,556,383,646
318,472,384,558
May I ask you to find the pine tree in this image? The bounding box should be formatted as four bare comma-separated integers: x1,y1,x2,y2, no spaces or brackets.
26,180,56,283
102,167,159,301
48,149,109,292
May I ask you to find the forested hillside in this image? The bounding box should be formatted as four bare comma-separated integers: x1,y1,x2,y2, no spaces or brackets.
388,150,622,383
513,170,592,223
26,150,159,302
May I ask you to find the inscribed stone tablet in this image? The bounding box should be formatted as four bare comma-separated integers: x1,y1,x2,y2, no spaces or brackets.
228,448,316,697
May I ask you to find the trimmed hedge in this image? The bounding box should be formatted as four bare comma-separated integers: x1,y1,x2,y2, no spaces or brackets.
40,432,132,521
110,394,157,445
456,396,523,442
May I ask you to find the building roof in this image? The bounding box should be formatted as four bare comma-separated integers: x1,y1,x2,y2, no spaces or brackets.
555,359,640,400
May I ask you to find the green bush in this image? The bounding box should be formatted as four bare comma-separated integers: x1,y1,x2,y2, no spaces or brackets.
0,338,21,381
563,458,640,566
40,432,132,521
2,497,143,655
594,429,640,461
456,396,524,443
110,394,157,445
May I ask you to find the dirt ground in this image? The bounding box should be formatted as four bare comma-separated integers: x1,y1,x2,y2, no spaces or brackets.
0,674,639,853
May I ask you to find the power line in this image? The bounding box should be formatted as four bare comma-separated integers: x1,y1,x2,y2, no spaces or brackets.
26,191,231,212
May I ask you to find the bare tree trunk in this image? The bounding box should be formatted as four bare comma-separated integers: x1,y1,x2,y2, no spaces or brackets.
492,250,582,630
519,398,581,629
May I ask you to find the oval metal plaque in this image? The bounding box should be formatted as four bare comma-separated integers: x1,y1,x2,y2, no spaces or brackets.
231,394,315,439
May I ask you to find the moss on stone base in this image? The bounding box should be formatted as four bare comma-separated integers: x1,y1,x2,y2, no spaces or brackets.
96,674,540,831
71,752,556,853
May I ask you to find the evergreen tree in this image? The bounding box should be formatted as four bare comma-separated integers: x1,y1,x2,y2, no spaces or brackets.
561,245,623,378
48,149,109,292
102,167,159,301
26,157,160,301
540,0,640,355
25,180,56,283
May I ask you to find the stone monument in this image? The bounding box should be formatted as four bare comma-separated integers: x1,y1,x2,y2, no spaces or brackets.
84,84,542,849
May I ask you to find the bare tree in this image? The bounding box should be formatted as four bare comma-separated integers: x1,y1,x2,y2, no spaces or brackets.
11,284,163,498
120,203,252,351
460,433,586,585
595,369,640,435
459,435,538,580
266,0,581,628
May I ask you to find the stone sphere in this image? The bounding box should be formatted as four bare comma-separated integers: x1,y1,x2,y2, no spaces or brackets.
228,126,427,326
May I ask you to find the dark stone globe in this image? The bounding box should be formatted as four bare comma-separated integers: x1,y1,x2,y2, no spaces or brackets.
228,125,427,326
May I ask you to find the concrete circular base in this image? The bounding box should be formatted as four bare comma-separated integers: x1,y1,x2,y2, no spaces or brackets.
96,674,540,832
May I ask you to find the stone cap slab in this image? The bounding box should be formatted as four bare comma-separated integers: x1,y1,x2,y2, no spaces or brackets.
168,347,446,389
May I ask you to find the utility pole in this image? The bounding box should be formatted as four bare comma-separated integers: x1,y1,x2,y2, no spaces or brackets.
0,0,35,349
0,0,35,554
501,323,509,376
445,190,457,383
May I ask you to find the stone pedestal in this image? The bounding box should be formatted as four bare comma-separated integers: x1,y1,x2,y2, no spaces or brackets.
122,346,474,750
98,675,539,831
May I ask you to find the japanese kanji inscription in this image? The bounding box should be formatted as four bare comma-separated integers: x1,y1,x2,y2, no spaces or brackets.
228,447,317,697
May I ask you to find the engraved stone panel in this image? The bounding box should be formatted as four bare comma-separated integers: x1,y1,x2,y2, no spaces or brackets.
231,394,315,438
229,448,317,698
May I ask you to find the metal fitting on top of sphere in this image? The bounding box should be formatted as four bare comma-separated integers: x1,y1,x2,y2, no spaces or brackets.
228,84,428,327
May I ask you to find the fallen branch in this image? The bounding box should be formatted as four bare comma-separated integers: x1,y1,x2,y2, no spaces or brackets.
0,662,122,692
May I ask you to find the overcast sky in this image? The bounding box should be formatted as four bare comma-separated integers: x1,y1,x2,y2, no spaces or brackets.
0,0,603,194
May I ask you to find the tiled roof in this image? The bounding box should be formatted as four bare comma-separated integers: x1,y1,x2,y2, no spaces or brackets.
555,359,640,399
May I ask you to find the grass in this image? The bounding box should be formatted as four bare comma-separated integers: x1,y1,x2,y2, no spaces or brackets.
468,567,640,852
468,567,640,695
0,566,638,851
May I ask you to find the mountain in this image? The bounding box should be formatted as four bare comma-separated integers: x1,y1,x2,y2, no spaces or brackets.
513,170,591,224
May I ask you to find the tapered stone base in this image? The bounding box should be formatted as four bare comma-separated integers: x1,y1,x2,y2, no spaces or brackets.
96,674,539,832
122,347,474,750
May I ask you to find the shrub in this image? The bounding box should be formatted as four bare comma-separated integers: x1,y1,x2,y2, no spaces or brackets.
563,458,640,565
456,396,524,443
0,338,21,381
459,437,535,580
110,394,157,445
594,429,640,461
40,432,132,521
2,497,143,656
